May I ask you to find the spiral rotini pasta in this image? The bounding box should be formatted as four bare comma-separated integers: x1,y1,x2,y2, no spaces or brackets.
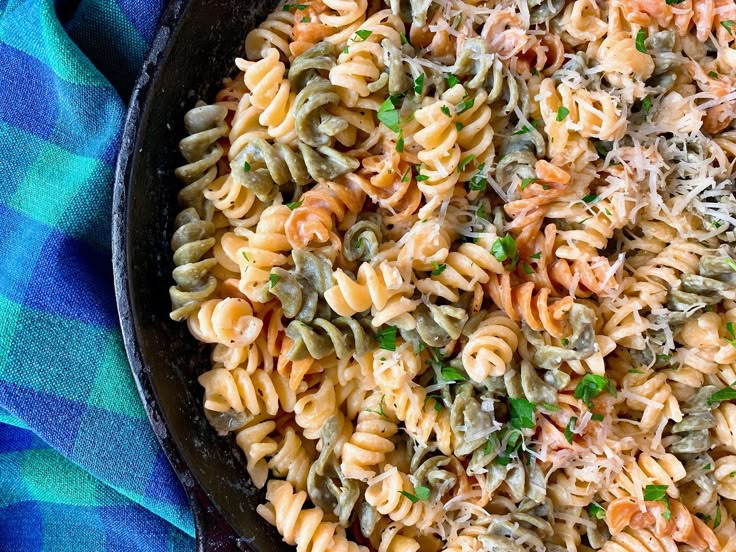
170,0,736,549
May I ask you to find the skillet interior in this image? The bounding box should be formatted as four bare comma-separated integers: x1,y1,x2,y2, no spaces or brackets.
112,0,290,549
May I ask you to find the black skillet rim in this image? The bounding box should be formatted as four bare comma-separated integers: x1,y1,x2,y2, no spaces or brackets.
111,0,250,549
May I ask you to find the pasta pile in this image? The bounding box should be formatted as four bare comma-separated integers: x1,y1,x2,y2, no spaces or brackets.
169,0,736,550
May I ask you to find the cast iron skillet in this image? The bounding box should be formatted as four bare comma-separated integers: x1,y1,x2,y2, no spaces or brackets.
112,0,291,550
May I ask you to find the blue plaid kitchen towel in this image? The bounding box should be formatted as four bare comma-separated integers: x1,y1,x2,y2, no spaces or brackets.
0,0,195,549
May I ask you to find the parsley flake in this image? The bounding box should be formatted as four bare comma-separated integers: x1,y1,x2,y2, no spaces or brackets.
396,130,404,153
641,95,652,114
377,96,402,132
440,105,452,117
509,398,536,429
441,366,466,382
643,484,671,521
431,261,447,276
269,273,280,288
582,194,599,204
574,374,616,409
492,235,519,270
365,395,389,419
458,154,476,171
354,29,372,41
708,385,736,405
520,177,536,190
456,97,475,114
286,200,303,210
635,29,648,54
414,73,424,95
564,416,577,443
513,120,537,135
722,20,735,35
447,74,460,88
556,106,570,121
243,161,251,172
588,502,606,520
376,326,397,351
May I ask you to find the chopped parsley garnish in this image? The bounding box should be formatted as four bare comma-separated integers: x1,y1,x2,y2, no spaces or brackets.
708,385,736,405
286,200,303,210
540,402,560,411
458,154,475,171
641,95,652,114
520,177,536,190
722,20,735,35
425,394,443,412
399,486,430,503
242,251,249,262
343,46,349,54
455,122,464,131
508,398,536,430
665,0,684,3
523,263,533,275
531,67,539,76
376,325,397,351
574,374,616,409
724,257,736,271
513,120,537,135
301,16,309,22
415,166,429,182
440,105,452,117
283,3,308,10
493,427,523,466
715,503,722,528
635,29,647,54
396,130,404,153
530,251,542,260
561,338,569,346
564,416,577,444
431,261,447,276
456,97,475,114
441,365,467,382
401,167,411,182
377,96,402,132
709,71,719,78
243,161,251,172
588,502,606,519
591,413,604,421
269,273,280,287
556,106,570,121
492,235,519,270
400,32,408,45
595,142,611,158
468,163,487,191
725,322,736,347
475,204,487,220
354,29,372,41
365,395,389,418
643,484,671,521
446,74,460,88
656,353,672,362
582,194,599,204
414,73,424,95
